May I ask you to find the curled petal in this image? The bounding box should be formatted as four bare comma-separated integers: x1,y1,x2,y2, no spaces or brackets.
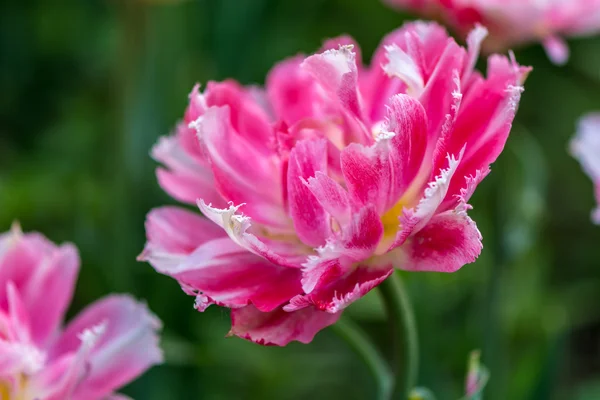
302,45,363,118
198,200,305,267
229,305,340,346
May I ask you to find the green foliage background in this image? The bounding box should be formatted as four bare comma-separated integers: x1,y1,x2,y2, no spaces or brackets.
1,0,600,399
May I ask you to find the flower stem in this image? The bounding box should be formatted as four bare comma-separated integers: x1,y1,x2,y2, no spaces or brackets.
378,271,419,399
331,317,393,400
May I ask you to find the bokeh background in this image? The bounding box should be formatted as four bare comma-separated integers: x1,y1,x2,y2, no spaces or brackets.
2,0,600,399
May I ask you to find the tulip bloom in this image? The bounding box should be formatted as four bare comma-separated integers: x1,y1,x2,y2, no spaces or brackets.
0,225,162,400
140,21,529,346
384,0,600,64
571,113,600,224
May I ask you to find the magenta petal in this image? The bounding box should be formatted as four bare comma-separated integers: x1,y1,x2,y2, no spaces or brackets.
229,305,340,346
198,200,306,268
141,207,302,311
306,171,352,227
153,133,225,208
196,106,289,229
204,80,274,154
302,45,363,119
26,244,79,347
48,296,163,400
0,229,80,347
286,265,393,313
266,56,325,125
301,205,384,294
287,139,331,247
396,210,482,272
341,94,428,213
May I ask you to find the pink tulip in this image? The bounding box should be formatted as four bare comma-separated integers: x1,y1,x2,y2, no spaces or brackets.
384,0,600,64
140,21,530,346
0,224,162,399
571,113,600,224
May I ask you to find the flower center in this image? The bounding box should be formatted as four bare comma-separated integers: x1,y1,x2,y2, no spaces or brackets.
0,375,29,400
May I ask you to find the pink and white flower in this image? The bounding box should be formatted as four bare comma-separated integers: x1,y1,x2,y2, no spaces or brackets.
0,224,162,400
571,113,600,224
140,21,530,346
384,0,600,64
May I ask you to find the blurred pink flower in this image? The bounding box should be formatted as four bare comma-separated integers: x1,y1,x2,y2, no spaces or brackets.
571,113,600,224
384,0,600,64
0,224,162,400
140,21,529,346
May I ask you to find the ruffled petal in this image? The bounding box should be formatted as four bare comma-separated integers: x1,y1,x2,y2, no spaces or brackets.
302,45,363,119
285,264,393,313
340,94,428,214
300,205,383,293
140,206,301,312
229,305,340,346
389,150,464,250
393,208,482,273
197,201,307,267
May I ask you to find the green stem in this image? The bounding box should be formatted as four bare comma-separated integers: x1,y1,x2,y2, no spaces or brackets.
331,317,393,400
378,271,419,399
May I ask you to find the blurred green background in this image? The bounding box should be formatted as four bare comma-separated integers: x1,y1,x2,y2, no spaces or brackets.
2,0,600,399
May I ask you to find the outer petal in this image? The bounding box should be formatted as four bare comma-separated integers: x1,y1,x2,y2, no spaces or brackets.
287,139,330,247
570,112,600,223
394,209,482,273
48,296,163,400
152,132,225,207
138,206,226,270
437,54,530,209
285,264,393,313
140,206,301,312
228,305,340,346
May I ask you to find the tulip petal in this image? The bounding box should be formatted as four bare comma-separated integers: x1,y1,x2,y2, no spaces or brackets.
48,296,163,400
341,94,428,214
198,200,306,268
195,106,289,229
229,305,340,346
153,132,225,207
394,209,482,272
285,264,393,313
287,139,331,247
